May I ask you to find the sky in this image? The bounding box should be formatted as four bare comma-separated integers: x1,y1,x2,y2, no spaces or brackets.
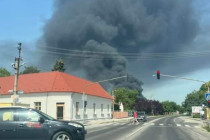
0,0,210,105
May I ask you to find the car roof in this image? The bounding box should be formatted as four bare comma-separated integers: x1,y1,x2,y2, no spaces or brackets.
0,106,27,109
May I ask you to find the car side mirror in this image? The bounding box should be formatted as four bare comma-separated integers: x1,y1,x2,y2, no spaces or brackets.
39,117,45,123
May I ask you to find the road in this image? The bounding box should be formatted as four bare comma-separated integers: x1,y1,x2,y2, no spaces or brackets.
85,116,210,140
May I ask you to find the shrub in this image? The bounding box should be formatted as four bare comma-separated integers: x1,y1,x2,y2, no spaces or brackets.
192,114,200,118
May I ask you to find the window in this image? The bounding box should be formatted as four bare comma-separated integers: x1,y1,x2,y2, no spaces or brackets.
18,109,40,122
101,104,103,114
76,102,79,115
56,103,64,120
34,102,41,111
93,103,96,114
84,101,87,114
0,109,14,122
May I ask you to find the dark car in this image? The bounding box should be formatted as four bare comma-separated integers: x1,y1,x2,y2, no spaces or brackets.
0,106,86,140
137,111,147,122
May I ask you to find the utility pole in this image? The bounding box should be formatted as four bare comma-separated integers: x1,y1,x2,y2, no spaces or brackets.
12,43,22,106
112,90,115,118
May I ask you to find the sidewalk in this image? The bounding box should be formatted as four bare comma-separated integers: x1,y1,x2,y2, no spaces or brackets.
178,116,210,130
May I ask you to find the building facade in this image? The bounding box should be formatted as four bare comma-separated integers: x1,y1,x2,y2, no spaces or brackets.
0,72,113,121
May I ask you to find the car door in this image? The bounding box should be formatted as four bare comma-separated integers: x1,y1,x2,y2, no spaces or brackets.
0,108,18,140
16,108,48,140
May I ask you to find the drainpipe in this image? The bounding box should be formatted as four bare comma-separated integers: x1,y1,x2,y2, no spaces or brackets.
46,93,49,114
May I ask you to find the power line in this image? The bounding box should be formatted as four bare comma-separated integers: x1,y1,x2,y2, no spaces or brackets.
34,49,210,60
38,46,210,56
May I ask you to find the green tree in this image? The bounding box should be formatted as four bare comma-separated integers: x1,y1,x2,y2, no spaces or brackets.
162,101,178,113
52,59,66,72
182,82,210,113
0,67,11,77
113,88,138,110
182,89,207,113
21,66,40,74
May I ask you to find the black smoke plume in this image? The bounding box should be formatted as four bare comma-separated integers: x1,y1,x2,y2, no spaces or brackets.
39,0,199,98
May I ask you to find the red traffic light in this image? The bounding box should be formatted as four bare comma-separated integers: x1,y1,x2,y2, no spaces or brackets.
157,70,160,79
208,100,210,104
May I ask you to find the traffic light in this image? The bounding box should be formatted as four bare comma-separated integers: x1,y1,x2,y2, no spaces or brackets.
157,70,160,79
208,100,210,106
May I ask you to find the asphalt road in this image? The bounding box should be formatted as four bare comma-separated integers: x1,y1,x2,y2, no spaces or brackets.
85,116,210,140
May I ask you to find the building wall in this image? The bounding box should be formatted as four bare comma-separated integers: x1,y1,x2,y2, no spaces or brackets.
0,92,112,120
72,93,112,120
0,93,71,120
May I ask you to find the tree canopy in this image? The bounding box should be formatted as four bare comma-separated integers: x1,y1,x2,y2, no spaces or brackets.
52,59,66,72
0,67,11,77
162,101,178,113
135,99,163,115
21,66,40,74
113,88,138,110
182,82,210,113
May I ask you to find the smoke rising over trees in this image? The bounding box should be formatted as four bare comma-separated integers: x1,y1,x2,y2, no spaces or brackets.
39,0,199,98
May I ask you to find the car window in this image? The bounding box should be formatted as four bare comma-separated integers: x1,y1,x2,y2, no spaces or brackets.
0,109,14,122
18,109,41,122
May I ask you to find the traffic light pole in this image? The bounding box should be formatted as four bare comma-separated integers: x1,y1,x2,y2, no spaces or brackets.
153,73,209,92
160,74,206,84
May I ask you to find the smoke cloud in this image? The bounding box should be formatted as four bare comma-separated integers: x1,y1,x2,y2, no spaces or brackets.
39,0,199,98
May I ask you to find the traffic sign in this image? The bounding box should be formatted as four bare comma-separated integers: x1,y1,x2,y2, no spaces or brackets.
205,93,210,101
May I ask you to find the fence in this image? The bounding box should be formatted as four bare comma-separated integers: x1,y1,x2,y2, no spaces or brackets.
113,111,128,119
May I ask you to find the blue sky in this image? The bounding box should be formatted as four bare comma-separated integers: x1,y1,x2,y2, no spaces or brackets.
0,0,210,105
0,0,53,42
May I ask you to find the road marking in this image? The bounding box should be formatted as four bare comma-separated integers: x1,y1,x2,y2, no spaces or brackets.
151,123,155,126
159,124,164,126
194,126,199,128
185,125,190,127
176,124,181,127
123,117,170,140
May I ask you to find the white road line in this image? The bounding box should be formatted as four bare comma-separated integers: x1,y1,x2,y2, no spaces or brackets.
143,123,148,126
151,123,155,126
176,124,181,127
159,124,164,126
194,126,199,128
185,125,190,127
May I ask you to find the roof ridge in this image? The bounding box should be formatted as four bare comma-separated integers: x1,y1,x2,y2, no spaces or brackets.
60,73,73,91
51,72,58,91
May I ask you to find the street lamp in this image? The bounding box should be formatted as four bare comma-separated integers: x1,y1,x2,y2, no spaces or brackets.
82,75,127,124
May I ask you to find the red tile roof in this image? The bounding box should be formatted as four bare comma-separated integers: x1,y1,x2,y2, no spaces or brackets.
0,71,112,99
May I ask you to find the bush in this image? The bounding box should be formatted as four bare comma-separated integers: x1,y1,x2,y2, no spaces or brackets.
192,114,200,118
203,126,210,132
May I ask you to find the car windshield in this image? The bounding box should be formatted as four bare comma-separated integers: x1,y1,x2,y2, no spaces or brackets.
35,110,56,121
138,112,145,116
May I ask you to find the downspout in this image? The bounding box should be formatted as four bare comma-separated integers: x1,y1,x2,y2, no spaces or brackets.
46,92,49,114
71,93,74,120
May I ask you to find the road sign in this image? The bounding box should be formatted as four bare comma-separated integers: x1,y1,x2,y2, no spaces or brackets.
8,90,24,95
205,93,210,101
192,106,202,114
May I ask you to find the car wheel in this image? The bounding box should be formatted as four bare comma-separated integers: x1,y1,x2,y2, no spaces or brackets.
52,131,72,140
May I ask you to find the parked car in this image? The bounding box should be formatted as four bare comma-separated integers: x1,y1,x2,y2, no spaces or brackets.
137,111,147,122
0,106,86,140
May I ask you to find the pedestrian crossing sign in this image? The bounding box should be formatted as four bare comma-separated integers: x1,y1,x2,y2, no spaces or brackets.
205,93,210,101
